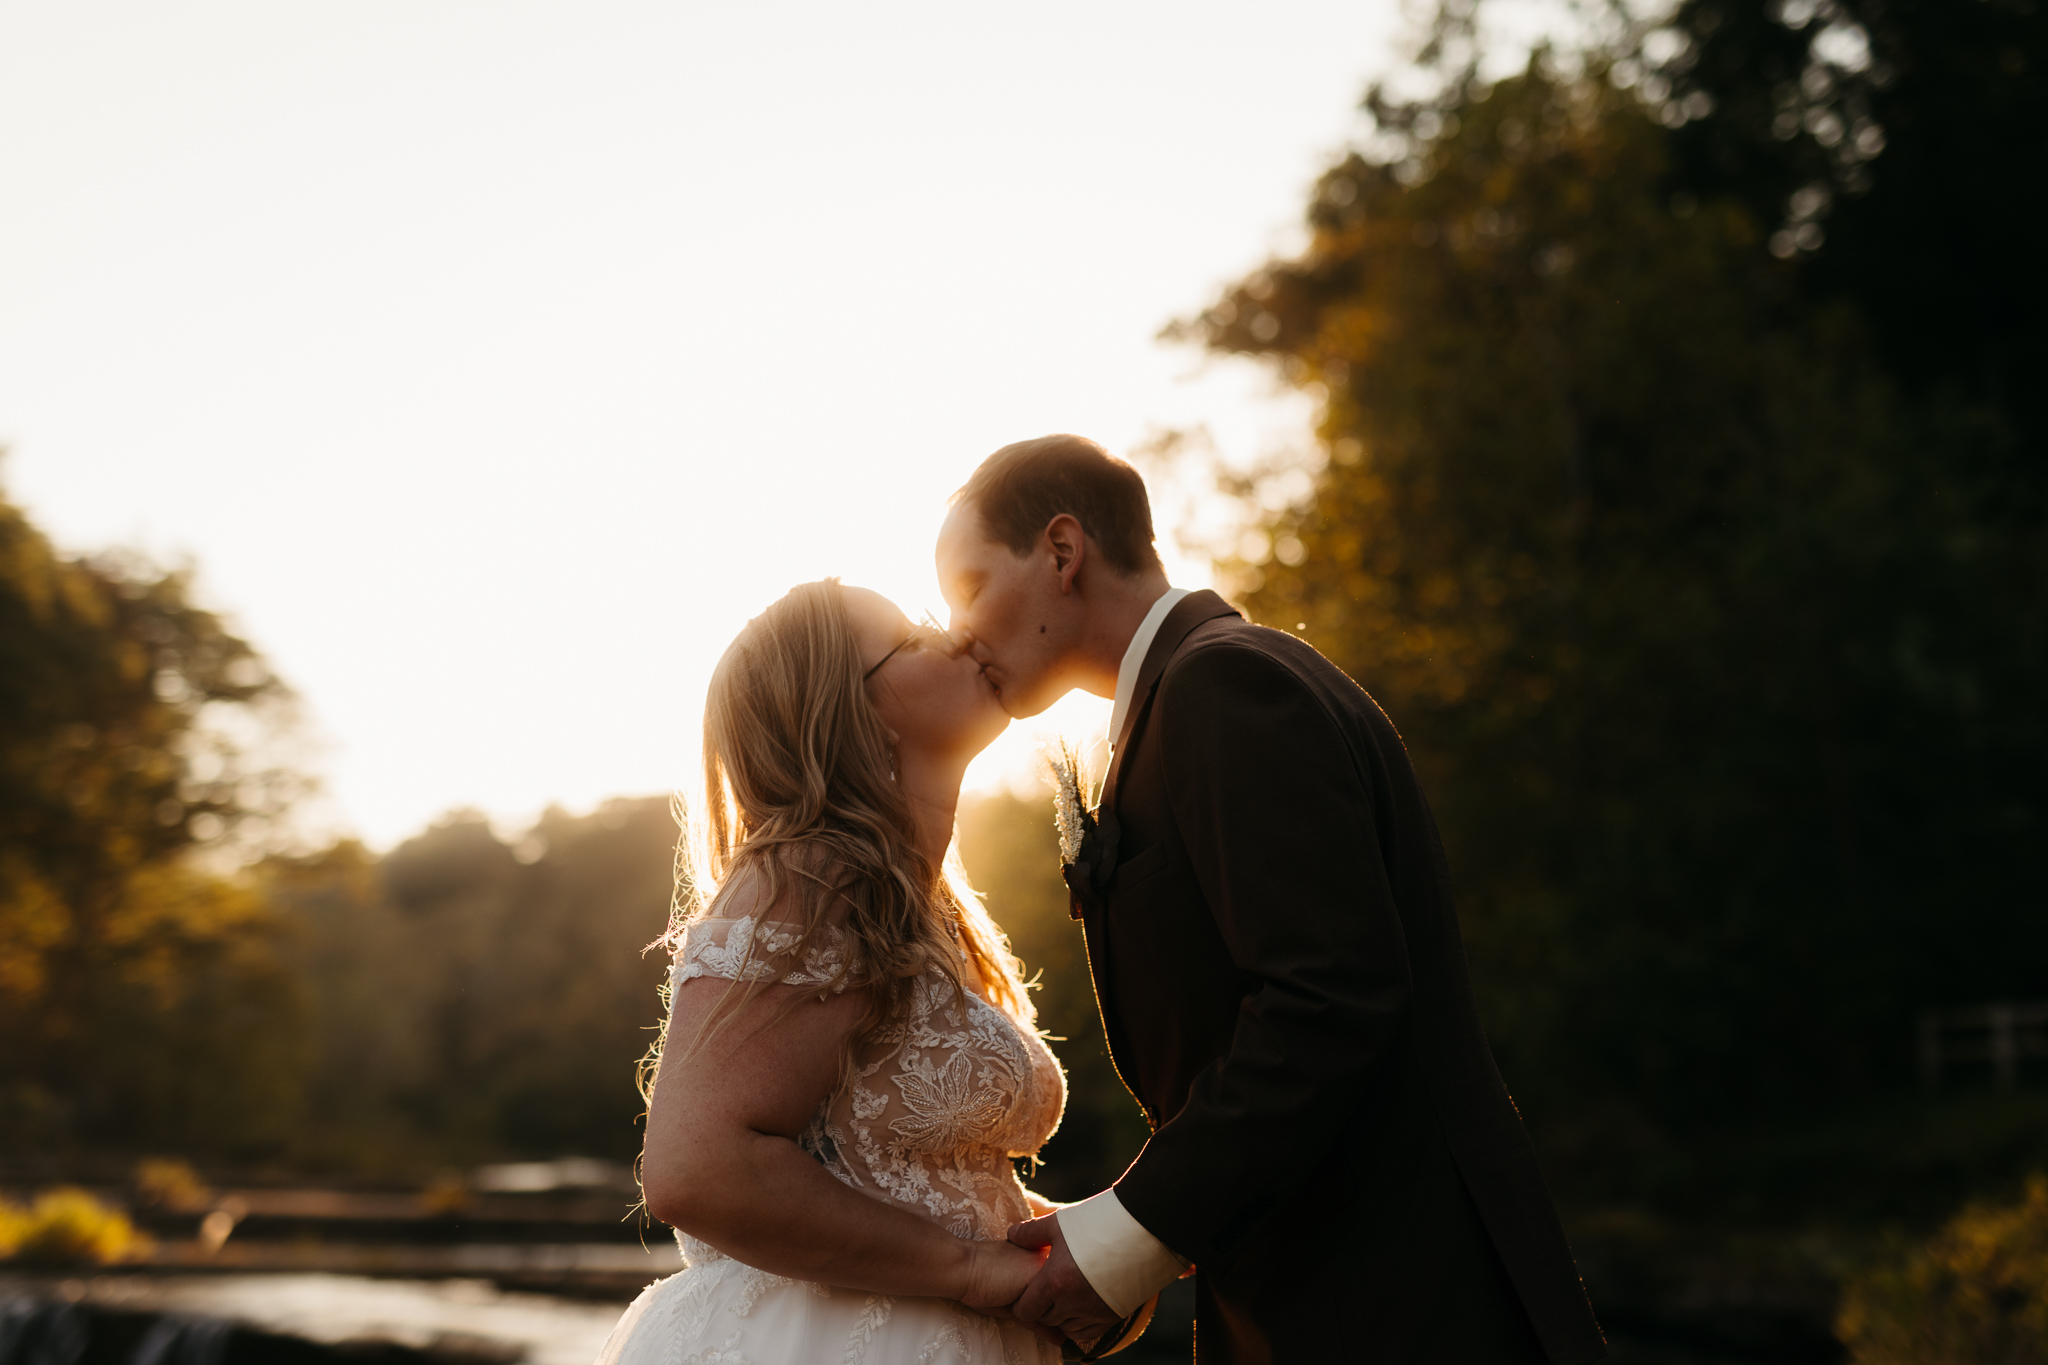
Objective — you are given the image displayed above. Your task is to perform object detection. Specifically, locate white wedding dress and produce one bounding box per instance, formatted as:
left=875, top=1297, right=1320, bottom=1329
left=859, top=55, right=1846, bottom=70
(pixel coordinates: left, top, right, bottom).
left=595, top=914, right=1068, bottom=1365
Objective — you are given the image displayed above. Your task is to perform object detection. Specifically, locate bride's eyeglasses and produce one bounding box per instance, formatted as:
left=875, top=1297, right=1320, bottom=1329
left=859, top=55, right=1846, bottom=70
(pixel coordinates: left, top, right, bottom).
left=863, top=611, right=961, bottom=682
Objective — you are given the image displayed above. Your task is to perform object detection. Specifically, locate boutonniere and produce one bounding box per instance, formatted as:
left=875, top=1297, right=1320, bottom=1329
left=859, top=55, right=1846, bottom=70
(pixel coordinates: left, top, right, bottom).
left=1047, top=737, right=1097, bottom=867
left=1044, top=739, right=1106, bottom=920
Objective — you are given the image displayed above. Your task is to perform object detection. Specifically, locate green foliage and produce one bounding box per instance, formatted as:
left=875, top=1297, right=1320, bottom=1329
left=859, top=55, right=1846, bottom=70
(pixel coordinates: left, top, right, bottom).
left=1839, top=1176, right=2048, bottom=1364
left=958, top=792, right=1151, bottom=1202
left=1178, top=49, right=2048, bottom=1215
left=1665, top=0, right=2048, bottom=461
left=264, top=800, right=678, bottom=1169
left=0, top=1187, right=147, bottom=1264
left=0, top=478, right=310, bottom=1156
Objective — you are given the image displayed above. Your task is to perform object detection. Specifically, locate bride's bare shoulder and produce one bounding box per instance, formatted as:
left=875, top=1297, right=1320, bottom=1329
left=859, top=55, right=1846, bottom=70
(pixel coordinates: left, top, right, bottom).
left=705, top=853, right=854, bottom=932
left=703, top=861, right=761, bottom=914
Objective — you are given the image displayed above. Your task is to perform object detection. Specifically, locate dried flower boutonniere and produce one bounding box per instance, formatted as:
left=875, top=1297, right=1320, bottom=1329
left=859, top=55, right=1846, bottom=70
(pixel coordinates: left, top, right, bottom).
left=1044, top=737, right=1097, bottom=867
left=1043, top=738, right=1105, bottom=920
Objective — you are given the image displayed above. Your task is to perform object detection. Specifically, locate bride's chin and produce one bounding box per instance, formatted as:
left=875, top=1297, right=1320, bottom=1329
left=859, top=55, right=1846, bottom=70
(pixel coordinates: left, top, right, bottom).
left=924, top=707, right=1007, bottom=762
left=970, top=703, right=1011, bottom=749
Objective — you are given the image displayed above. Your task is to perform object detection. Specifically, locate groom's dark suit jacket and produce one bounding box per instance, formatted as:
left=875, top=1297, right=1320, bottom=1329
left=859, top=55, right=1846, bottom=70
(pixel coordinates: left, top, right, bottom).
left=1070, top=591, right=1604, bottom=1364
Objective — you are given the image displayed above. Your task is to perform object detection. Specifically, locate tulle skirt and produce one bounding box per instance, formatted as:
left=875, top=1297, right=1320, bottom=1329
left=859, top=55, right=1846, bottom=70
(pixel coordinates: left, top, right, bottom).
left=594, top=1248, right=1059, bottom=1365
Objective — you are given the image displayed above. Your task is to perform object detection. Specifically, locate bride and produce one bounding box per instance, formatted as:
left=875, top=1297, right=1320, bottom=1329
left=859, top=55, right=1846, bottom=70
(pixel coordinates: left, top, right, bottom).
left=597, top=579, right=1067, bottom=1365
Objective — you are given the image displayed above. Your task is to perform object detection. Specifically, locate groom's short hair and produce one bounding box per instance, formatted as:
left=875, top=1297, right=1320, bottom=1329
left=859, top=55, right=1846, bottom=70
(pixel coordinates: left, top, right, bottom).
left=956, top=434, right=1163, bottom=576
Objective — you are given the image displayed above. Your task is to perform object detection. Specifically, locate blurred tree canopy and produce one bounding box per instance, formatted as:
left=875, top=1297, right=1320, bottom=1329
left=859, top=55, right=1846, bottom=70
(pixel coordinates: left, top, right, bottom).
left=265, top=801, right=678, bottom=1169
left=0, top=479, right=687, bottom=1171
left=1663, top=0, right=2047, bottom=457
left=0, top=477, right=305, bottom=1154
left=1176, top=4, right=2045, bottom=1218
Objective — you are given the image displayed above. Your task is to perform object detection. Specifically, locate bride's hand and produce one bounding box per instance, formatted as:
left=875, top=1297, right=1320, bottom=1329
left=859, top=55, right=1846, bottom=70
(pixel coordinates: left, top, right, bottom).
left=957, top=1236, right=1044, bottom=1316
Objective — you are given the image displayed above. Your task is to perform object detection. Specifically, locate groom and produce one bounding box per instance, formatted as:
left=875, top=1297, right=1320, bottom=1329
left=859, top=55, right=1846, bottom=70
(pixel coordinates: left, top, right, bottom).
left=936, top=436, right=1606, bottom=1363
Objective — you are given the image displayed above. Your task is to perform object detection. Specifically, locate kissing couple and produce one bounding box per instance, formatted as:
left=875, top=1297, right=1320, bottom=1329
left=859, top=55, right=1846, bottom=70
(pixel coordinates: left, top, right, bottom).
left=596, top=436, right=1606, bottom=1364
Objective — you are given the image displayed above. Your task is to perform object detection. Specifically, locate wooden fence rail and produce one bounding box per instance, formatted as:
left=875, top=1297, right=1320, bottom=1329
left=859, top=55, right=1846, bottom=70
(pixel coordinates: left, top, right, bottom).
left=1920, top=1001, right=2048, bottom=1090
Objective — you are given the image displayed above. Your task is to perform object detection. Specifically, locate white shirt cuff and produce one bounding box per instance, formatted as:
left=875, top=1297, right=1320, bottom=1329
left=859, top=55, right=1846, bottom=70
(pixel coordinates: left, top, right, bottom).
left=1056, top=1190, right=1189, bottom=1319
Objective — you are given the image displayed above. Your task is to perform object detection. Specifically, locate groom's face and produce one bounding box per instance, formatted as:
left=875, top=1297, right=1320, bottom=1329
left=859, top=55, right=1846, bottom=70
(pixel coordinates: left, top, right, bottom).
left=935, top=503, right=1077, bottom=720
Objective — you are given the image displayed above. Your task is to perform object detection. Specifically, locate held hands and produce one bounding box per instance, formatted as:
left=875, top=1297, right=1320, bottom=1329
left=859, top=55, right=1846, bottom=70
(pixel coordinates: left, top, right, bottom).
left=957, top=1236, right=1043, bottom=1316
left=1005, top=1212, right=1124, bottom=1353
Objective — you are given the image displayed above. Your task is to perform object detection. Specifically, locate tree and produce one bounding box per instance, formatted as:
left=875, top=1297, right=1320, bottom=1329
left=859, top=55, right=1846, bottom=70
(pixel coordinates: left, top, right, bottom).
left=264, top=799, right=678, bottom=1168
left=1173, top=49, right=2048, bottom=1215
left=0, top=473, right=307, bottom=1153
left=1660, top=0, right=2048, bottom=457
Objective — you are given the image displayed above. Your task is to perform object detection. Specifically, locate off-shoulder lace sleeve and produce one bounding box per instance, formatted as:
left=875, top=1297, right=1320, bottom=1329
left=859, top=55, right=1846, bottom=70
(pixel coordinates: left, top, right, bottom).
left=672, top=914, right=855, bottom=993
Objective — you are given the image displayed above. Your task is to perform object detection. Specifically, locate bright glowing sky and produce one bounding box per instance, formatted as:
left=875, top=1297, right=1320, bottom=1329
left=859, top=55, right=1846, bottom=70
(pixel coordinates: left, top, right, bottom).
left=0, top=1, right=1564, bottom=849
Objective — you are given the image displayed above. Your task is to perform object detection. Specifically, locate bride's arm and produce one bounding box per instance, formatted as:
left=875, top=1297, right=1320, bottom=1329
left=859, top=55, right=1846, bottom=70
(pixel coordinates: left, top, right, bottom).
left=641, top=971, right=1038, bottom=1309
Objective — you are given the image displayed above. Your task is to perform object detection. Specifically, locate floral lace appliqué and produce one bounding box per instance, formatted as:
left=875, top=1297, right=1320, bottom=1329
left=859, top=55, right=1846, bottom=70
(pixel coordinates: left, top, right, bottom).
left=890, top=1051, right=1008, bottom=1156
left=671, top=915, right=1066, bottom=1243
left=675, top=914, right=852, bottom=993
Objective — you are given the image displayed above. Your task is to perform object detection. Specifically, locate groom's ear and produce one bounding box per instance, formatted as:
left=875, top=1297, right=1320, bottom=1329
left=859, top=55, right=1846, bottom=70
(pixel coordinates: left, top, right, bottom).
left=1044, top=514, right=1087, bottom=597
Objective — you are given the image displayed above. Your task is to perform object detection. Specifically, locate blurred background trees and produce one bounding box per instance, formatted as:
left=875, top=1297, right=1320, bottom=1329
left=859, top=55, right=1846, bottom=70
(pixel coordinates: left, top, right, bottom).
left=0, top=473, right=686, bottom=1171
left=266, top=801, right=678, bottom=1171
left=1178, top=0, right=2046, bottom=1221
left=0, top=479, right=306, bottom=1155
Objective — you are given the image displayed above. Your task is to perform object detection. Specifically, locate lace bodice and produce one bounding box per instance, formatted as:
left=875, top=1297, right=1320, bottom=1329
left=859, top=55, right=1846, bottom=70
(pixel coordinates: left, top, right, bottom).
left=671, top=914, right=1067, bottom=1249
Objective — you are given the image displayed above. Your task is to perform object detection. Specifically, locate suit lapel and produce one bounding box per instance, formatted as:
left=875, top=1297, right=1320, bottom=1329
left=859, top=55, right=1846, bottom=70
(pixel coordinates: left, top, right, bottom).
left=1098, top=589, right=1241, bottom=819
left=1076, top=590, right=1241, bottom=1121
left=1068, top=590, right=1242, bottom=921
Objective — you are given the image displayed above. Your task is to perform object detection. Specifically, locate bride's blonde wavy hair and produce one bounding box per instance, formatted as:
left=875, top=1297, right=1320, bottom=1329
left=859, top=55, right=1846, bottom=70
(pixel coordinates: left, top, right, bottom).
left=642, top=579, right=1028, bottom=1096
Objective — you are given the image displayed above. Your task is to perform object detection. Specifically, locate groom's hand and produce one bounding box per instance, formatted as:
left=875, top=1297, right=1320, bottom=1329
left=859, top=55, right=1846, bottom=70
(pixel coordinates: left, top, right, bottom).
left=1007, top=1212, right=1123, bottom=1353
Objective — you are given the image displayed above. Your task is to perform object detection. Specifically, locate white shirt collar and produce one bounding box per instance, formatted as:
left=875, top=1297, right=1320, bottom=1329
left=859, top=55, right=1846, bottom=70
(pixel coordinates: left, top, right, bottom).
left=1107, top=587, right=1190, bottom=751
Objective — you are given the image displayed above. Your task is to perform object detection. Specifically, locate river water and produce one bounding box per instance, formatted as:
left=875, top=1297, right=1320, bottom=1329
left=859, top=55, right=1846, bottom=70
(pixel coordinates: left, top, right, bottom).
left=41, top=1273, right=631, bottom=1365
